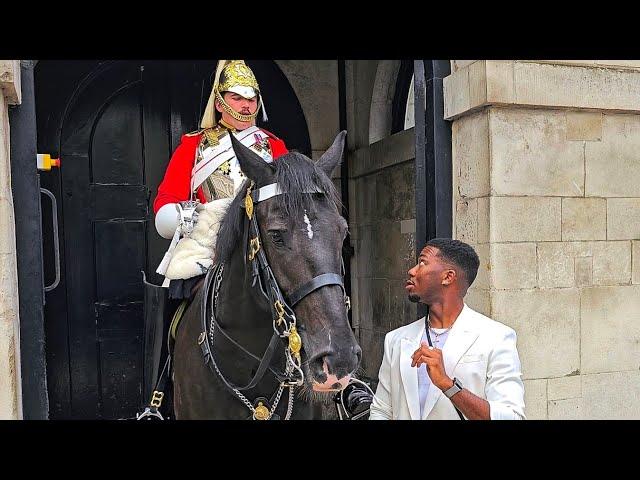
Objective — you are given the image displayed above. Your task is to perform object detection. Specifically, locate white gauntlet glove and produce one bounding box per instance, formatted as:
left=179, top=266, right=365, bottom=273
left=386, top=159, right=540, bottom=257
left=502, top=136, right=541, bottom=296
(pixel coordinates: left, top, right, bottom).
left=176, top=200, right=200, bottom=237
left=154, top=201, right=201, bottom=239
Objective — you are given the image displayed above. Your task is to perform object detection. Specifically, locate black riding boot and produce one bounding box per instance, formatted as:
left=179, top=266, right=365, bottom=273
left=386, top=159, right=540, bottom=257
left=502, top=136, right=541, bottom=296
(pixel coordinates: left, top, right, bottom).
left=140, top=272, right=177, bottom=419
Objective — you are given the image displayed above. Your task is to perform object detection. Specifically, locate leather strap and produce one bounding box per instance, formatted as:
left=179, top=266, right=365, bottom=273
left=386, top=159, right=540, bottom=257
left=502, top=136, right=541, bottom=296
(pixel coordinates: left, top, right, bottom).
left=288, top=273, right=344, bottom=307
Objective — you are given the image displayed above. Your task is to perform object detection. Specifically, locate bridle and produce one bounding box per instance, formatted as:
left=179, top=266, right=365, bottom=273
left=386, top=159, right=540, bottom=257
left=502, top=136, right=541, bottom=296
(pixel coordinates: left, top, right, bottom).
left=198, top=181, right=351, bottom=419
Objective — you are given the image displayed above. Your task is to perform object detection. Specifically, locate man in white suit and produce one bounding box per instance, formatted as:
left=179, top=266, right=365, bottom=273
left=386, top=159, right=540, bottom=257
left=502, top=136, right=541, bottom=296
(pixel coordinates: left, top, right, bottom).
left=369, top=238, right=525, bottom=420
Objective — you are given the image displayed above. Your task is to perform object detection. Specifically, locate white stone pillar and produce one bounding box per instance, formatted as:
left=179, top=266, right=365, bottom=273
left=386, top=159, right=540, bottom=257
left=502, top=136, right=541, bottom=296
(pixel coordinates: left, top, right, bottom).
left=0, top=59, right=23, bottom=419
left=445, top=60, right=640, bottom=419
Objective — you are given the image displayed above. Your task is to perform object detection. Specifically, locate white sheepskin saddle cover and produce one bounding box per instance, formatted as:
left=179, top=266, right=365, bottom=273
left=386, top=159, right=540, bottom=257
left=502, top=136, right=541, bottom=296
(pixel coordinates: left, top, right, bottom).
left=164, top=198, right=232, bottom=280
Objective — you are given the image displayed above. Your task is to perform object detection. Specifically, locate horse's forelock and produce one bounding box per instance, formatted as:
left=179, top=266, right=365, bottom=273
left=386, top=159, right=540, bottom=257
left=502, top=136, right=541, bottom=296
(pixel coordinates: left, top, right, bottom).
left=274, top=152, right=341, bottom=219
left=214, top=153, right=342, bottom=264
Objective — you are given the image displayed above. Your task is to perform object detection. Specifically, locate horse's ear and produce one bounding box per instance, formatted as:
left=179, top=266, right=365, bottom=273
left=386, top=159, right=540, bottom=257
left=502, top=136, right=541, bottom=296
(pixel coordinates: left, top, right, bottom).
left=230, top=133, right=275, bottom=185
left=316, top=130, right=346, bottom=178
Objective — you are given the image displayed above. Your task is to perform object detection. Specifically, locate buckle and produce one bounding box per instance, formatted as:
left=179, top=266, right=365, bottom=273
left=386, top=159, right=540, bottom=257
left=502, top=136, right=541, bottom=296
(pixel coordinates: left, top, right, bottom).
left=248, top=237, right=260, bottom=261
left=245, top=183, right=254, bottom=219
left=274, top=300, right=285, bottom=326
left=150, top=390, right=164, bottom=408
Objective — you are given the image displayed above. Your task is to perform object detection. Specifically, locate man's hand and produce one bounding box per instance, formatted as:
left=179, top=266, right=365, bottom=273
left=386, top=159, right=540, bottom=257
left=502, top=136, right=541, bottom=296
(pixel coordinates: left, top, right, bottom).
left=411, top=342, right=454, bottom=391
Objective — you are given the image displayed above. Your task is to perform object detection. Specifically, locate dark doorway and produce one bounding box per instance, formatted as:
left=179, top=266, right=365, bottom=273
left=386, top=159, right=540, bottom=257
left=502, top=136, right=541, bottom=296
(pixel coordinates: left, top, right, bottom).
left=36, top=60, right=310, bottom=419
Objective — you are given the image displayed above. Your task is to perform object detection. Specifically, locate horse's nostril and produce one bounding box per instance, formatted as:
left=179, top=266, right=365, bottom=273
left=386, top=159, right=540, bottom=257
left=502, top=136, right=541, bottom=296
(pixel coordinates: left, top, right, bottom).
left=309, top=356, right=327, bottom=382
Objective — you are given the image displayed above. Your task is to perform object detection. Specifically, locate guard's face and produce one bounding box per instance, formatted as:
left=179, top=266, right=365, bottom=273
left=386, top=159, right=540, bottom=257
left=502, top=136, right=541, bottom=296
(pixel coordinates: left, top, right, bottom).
left=222, top=92, right=258, bottom=116
left=406, top=246, right=449, bottom=304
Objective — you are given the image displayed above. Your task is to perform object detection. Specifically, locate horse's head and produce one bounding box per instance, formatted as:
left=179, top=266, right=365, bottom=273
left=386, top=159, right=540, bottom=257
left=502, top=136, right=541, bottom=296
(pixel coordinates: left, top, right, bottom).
left=229, top=131, right=362, bottom=392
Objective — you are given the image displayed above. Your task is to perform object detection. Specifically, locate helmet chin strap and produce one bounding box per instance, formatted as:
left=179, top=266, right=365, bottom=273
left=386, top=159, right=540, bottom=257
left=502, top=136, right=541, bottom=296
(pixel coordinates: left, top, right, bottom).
left=215, top=89, right=261, bottom=123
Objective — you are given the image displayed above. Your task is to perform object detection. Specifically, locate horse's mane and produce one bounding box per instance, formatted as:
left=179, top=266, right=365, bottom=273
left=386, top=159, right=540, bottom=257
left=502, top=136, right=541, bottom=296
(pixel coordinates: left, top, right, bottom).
left=215, top=152, right=342, bottom=264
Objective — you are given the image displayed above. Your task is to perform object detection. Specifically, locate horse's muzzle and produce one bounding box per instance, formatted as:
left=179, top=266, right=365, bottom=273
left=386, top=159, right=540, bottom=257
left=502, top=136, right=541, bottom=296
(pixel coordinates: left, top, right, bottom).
left=312, top=361, right=351, bottom=392
left=309, top=345, right=362, bottom=392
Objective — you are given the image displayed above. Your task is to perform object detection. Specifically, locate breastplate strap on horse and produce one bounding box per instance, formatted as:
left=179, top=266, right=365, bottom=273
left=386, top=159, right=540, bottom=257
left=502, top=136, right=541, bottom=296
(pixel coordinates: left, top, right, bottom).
left=198, top=181, right=351, bottom=419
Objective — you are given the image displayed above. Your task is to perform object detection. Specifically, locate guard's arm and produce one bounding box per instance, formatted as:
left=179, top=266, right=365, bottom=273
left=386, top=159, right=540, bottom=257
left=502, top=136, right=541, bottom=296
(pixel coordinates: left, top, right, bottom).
left=155, top=203, right=181, bottom=239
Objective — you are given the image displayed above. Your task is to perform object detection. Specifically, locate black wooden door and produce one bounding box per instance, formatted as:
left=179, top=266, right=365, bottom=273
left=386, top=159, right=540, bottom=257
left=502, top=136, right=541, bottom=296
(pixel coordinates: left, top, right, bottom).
left=36, top=60, right=310, bottom=419
left=55, top=61, right=169, bottom=419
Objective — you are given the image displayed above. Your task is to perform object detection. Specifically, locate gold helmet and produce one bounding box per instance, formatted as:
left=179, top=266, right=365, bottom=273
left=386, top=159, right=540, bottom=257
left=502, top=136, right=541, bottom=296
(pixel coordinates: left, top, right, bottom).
left=200, top=60, right=267, bottom=129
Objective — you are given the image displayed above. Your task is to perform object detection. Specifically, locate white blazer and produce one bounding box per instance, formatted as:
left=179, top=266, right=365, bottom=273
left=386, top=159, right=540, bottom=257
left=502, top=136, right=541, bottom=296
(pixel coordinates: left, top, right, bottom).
left=369, top=304, right=526, bottom=420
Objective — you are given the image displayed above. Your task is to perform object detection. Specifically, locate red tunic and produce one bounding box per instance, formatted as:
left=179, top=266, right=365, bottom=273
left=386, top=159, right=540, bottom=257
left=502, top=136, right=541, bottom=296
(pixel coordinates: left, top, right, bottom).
left=153, top=128, right=288, bottom=214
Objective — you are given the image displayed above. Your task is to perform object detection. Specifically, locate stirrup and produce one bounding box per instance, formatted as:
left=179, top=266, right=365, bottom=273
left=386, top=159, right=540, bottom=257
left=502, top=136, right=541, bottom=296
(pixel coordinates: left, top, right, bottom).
left=136, top=406, right=164, bottom=421
left=136, top=389, right=166, bottom=420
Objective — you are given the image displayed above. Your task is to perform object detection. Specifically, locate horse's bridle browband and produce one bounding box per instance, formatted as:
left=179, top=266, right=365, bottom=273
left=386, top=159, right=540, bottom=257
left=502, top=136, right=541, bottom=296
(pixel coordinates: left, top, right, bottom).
left=198, top=181, right=350, bottom=419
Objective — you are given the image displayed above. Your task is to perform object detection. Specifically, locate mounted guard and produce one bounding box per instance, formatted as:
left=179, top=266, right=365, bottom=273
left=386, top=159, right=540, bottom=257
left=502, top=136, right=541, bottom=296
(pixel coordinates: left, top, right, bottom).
left=139, top=60, right=289, bottom=419
left=138, top=60, right=373, bottom=420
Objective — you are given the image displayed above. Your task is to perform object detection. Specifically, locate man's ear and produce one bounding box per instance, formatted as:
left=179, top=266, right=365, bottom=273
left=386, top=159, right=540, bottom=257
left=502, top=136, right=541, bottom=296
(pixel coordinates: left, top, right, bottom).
left=442, top=268, right=457, bottom=286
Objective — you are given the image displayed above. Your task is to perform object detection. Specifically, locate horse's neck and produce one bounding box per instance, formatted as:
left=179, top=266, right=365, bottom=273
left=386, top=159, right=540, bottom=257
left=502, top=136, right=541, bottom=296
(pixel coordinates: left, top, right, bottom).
left=216, top=248, right=272, bottom=335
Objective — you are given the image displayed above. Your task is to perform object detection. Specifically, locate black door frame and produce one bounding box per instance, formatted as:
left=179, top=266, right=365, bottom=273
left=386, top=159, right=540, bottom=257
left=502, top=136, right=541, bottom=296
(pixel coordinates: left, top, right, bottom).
left=414, top=60, right=453, bottom=319
left=414, top=59, right=452, bottom=250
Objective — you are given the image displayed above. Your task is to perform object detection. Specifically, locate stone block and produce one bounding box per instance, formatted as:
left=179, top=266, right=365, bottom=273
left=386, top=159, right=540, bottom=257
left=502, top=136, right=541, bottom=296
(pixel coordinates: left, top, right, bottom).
left=0, top=197, right=16, bottom=255
left=492, top=289, right=580, bottom=379
left=477, top=197, right=490, bottom=244
left=607, top=198, right=640, bottom=240
left=453, top=110, right=490, bottom=199
left=472, top=243, right=490, bottom=290
left=490, top=108, right=585, bottom=196
left=562, top=197, right=606, bottom=241
left=356, top=277, right=390, bottom=332
left=464, top=288, right=490, bottom=317
left=0, top=60, right=21, bottom=105
left=586, top=114, right=640, bottom=197
left=490, top=242, right=537, bottom=290
left=443, top=66, right=470, bottom=120
left=580, top=285, right=640, bottom=374
left=566, top=111, right=602, bottom=141
left=358, top=328, right=387, bottom=381
left=538, top=241, right=630, bottom=288
left=523, top=378, right=548, bottom=420
left=490, top=197, right=561, bottom=242
left=633, top=241, right=640, bottom=284
left=582, top=371, right=640, bottom=419
left=575, top=256, right=593, bottom=287
left=548, top=398, right=584, bottom=419
left=455, top=199, right=477, bottom=244
left=548, top=375, right=582, bottom=401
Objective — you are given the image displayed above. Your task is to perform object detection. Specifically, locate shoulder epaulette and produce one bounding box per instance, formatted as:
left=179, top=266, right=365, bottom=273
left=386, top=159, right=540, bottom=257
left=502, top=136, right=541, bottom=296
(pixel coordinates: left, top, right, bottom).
left=185, top=128, right=205, bottom=137
left=202, top=125, right=231, bottom=147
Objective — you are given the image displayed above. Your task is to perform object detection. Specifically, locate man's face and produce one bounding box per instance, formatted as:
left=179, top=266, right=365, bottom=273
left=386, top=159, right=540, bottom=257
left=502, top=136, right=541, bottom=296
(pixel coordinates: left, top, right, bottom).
left=405, top=246, right=452, bottom=304
left=225, top=92, right=258, bottom=115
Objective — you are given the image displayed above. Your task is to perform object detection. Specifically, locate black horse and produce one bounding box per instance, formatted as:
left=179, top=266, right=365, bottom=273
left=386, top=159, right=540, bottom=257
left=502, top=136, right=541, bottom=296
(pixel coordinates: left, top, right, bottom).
left=172, top=131, right=363, bottom=419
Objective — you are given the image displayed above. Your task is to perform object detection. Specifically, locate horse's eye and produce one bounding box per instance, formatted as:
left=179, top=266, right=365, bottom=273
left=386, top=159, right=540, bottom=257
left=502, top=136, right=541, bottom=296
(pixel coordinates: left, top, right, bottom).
left=267, top=230, right=285, bottom=245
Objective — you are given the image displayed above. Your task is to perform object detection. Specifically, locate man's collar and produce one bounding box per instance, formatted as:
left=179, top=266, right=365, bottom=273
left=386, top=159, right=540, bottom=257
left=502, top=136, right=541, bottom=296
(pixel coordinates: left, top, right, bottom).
left=218, top=118, right=237, bottom=131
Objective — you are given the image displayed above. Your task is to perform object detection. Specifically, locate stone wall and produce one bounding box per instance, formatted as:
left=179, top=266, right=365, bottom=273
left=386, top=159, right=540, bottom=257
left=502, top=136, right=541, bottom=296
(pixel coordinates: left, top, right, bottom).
left=0, top=59, right=22, bottom=419
left=446, top=60, right=640, bottom=419
left=344, top=61, right=419, bottom=383
left=349, top=129, right=417, bottom=381
left=275, top=60, right=340, bottom=159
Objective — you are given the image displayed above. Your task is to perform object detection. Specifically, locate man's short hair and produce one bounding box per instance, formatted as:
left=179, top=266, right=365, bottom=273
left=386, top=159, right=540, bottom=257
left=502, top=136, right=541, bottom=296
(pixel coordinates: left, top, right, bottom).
left=425, top=238, right=480, bottom=288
